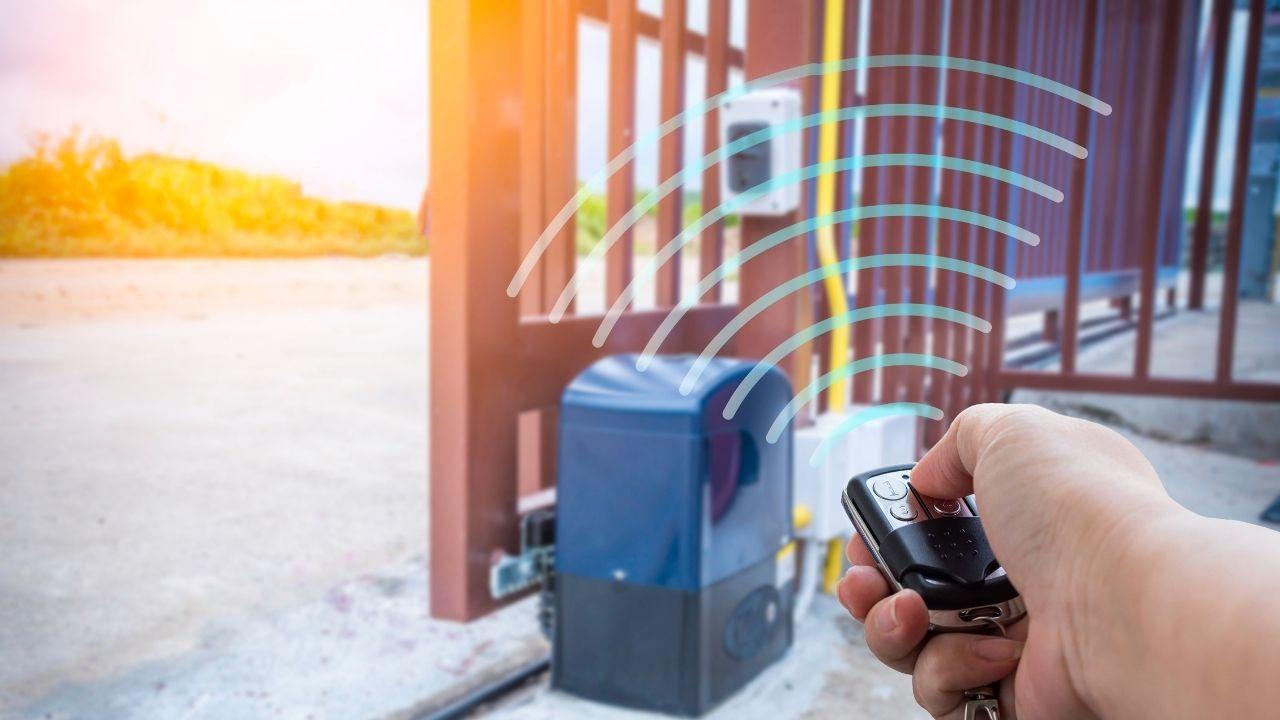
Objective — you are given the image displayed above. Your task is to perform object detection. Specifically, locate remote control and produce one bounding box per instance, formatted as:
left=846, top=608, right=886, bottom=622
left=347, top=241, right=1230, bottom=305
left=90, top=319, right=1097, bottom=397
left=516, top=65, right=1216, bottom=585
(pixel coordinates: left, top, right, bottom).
left=841, top=464, right=1025, bottom=631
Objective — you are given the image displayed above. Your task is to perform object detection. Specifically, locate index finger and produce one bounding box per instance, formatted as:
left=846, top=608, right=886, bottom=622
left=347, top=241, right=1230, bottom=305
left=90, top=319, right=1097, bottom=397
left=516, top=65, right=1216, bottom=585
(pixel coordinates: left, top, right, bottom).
left=911, top=403, right=1015, bottom=499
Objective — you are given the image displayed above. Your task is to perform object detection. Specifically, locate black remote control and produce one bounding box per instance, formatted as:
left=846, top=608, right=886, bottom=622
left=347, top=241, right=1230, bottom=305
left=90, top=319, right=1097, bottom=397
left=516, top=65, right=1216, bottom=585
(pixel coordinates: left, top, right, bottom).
left=841, top=464, right=1025, bottom=631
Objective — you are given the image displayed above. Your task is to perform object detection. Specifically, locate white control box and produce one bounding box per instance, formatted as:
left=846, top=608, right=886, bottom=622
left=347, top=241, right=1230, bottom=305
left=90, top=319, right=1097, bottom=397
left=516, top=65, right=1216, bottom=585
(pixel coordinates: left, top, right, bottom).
left=793, top=407, right=921, bottom=541
left=719, top=88, right=803, bottom=216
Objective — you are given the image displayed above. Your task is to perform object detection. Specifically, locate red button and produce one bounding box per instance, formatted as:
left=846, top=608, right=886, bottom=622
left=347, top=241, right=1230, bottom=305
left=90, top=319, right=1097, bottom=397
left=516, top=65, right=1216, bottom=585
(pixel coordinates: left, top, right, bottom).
left=933, top=498, right=962, bottom=515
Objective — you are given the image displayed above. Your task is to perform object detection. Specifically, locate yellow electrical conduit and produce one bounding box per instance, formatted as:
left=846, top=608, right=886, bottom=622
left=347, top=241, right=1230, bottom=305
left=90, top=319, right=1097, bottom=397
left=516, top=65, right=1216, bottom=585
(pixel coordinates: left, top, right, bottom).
left=816, top=0, right=849, bottom=415
left=815, top=0, right=850, bottom=597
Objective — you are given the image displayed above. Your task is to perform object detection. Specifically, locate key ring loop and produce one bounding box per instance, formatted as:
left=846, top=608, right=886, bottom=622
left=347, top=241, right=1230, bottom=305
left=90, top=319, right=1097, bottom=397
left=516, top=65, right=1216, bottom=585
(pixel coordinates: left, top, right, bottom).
left=975, top=616, right=1007, bottom=637
left=963, top=619, right=1008, bottom=719
left=962, top=687, right=1000, bottom=720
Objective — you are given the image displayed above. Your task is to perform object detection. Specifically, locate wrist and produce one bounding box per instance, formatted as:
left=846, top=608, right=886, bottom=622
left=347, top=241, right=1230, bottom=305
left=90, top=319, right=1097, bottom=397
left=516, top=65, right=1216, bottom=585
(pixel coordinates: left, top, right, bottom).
left=1072, top=505, right=1209, bottom=718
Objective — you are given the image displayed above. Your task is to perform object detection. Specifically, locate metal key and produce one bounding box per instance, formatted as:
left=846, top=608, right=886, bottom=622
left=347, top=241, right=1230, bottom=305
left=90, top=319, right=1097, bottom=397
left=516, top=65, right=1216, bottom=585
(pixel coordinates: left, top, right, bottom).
left=962, top=686, right=1000, bottom=720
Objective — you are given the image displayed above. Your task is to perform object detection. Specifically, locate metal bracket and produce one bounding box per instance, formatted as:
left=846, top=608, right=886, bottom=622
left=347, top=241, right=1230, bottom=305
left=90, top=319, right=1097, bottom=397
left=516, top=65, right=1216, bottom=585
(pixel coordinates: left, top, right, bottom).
left=489, top=508, right=556, bottom=600
left=490, top=545, right=553, bottom=599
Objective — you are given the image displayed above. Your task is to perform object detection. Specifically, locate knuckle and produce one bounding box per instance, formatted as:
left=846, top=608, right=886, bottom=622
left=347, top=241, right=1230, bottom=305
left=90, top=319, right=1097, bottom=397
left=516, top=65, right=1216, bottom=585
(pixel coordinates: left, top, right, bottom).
left=909, top=660, right=950, bottom=716
left=914, top=640, right=951, bottom=684
left=911, top=671, right=929, bottom=708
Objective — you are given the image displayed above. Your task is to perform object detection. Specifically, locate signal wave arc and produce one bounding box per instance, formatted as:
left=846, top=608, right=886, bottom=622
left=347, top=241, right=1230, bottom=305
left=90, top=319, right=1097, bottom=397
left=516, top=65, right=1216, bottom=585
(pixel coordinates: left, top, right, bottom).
left=595, top=205, right=1034, bottom=347
left=766, top=355, right=967, bottom=443
left=809, top=403, right=945, bottom=468
left=717, top=303, right=991, bottom=418
left=507, top=53, right=1113, bottom=298
left=665, top=254, right=1012, bottom=380
left=551, top=147, right=1060, bottom=322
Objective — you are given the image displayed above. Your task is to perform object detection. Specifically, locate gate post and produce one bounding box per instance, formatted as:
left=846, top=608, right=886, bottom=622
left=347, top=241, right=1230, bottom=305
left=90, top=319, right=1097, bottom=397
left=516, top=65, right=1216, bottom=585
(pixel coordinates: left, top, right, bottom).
left=735, top=0, right=816, bottom=386
left=429, top=0, right=526, bottom=621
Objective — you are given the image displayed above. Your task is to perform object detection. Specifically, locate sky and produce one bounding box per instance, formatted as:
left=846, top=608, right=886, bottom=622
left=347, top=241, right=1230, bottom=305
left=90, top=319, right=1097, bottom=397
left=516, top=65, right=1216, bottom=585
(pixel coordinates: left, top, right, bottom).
left=0, top=0, right=1249, bottom=211
left=1183, top=8, right=1251, bottom=209
left=0, top=0, right=428, bottom=210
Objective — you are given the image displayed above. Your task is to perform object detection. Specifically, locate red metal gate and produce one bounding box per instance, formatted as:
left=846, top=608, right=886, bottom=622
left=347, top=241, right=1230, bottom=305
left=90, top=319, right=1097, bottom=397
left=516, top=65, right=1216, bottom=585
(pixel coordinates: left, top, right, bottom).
left=428, top=0, right=1280, bottom=622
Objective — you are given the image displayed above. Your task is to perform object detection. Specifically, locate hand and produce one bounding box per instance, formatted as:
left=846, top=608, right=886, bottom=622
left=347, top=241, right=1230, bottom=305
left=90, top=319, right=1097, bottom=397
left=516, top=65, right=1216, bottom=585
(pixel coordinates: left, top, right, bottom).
left=837, top=404, right=1179, bottom=719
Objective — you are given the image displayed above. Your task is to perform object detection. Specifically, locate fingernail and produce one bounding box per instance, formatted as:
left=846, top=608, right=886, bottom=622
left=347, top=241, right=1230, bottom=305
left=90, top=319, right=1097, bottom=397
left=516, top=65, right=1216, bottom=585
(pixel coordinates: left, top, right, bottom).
left=875, top=594, right=900, bottom=634
left=973, top=637, right=1023, bottom=662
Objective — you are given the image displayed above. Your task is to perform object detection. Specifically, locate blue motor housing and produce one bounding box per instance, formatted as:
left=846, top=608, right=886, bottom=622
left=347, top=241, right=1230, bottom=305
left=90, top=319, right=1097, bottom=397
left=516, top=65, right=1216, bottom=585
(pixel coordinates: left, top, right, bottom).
left=552, top=354, right=794, bottom=716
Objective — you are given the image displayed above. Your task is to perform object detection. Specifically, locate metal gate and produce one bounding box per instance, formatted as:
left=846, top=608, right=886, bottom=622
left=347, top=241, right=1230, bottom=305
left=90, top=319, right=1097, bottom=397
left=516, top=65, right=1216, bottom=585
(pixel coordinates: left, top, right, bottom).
left=429, top=0, right=1280, bottom=622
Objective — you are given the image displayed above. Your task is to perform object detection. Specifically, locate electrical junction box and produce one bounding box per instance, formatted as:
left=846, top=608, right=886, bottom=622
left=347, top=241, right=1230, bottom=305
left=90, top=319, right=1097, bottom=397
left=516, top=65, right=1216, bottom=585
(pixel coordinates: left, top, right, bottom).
left=553, top=354, right=794, bottom=716
left=720, top=88, right=803, bottom=216
left=793, top=408, right=920, bottom=542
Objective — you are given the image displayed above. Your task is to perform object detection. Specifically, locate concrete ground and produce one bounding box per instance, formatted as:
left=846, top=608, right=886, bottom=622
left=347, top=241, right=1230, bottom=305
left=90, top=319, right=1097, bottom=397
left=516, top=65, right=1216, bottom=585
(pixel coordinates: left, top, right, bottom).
left=1014, top=301, right=1280, bottom=459
left=0, top=260, right=438, bottom=718
left=1, top=259, right=1277, bottom=720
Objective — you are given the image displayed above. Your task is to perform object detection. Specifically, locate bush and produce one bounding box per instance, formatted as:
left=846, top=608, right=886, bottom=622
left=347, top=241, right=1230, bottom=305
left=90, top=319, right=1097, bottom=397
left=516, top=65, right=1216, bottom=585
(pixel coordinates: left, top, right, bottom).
left=0, top=132, right=425, bottom=257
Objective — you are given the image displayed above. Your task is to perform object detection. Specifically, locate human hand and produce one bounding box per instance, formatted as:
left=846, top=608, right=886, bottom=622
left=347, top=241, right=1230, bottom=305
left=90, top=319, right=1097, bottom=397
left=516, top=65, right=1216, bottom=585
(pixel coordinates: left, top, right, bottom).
left=836, top=404, right=1180, bottom=719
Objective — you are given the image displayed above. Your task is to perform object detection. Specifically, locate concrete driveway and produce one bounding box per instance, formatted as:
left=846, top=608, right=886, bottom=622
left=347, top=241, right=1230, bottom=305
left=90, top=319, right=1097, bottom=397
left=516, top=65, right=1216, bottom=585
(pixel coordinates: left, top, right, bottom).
left=1, top=259, right=1276, bottom=720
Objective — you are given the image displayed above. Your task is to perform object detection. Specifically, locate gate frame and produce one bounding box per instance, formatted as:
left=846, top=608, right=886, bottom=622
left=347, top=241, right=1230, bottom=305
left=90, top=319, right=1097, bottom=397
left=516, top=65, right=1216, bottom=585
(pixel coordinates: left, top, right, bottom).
left=428, top=0, right=1280, bottom=623
left=428, top=0, right=814, bottom=622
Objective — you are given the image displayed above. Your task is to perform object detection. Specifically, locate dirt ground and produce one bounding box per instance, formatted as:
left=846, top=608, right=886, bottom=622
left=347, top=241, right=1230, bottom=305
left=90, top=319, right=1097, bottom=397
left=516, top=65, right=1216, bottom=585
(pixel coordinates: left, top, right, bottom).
left=1, top=259, right=434, bottom=714
left=0, top=258, right=428, bottom=325
left=1, top=259, right=1277, bottom=720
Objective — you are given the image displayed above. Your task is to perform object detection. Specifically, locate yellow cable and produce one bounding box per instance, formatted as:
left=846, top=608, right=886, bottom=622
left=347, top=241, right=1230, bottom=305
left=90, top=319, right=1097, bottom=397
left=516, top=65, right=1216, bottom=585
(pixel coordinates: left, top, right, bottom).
left=817, top=0, right=850, bottom=412
left=822, top=537, right=845, bottom=594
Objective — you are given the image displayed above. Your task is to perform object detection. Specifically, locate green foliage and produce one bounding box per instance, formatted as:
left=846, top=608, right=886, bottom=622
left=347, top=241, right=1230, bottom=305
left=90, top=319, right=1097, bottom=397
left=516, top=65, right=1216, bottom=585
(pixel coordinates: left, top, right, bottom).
left=1182, top=207, right=1228, bottom=227
left=573, top=187, right=740, bottom=256
left=0, top=132, right=425, bottom=257
left=575, top=190, right=608, bottom=255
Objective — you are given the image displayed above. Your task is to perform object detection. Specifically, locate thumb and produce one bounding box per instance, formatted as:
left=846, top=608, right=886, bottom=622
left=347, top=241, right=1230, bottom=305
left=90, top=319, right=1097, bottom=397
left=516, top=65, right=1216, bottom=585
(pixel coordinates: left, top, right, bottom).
left=911, top=403, right=1026, bottom=499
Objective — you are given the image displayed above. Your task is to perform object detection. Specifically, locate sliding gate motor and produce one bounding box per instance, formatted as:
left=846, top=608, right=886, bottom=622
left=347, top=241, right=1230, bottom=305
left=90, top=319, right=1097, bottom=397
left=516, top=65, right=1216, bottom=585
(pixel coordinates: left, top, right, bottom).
left=553, top=355, right=794, bottom=716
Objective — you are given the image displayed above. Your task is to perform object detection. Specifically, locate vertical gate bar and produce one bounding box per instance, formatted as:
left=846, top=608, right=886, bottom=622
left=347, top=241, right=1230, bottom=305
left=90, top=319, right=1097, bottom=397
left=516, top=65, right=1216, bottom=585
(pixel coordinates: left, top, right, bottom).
left=736, top=0, right=816, bottom=387
left=1061, top=0, right=1100, bottom=373
left=854, top=0, right=893, bottom=405
left=904, top=0, right=944, bottom=420
left=981, top=0, right=1020, bottom=405
left=877, top=0, right=911, bottom=404
left=967, top=0, right=1002, bottom=409
left=1155, top=0, right=1201, bottom=314
left=1135, top=0, right=1183, bottom=380
left=1189, top=0, right=1233, bottom=311
left=958, top=0, right=990, bottom=421
left=700, top=0, right=730, bottom=303
left=518, top=0, right=549, bottom=316
left=655, top=0, right=688, bottom=308
left=1217, top=0, right=1265, bottom=384
left=542, top=0, right=579, bottom=314
left=429, top=0, right=525, bottom=621
left=946, top=0, right=991, bottom=423
left=606, top=0, right=638, bottom=306
left=931, top=0, right=977, bottom=443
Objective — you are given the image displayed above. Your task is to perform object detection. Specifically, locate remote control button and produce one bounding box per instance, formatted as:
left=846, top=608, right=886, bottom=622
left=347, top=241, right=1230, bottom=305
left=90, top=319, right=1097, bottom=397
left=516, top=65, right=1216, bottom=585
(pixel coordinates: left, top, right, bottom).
left=872, top=478, right=908, bottom=500
left=890, top=503, right=918, bottom=521
left=933, top=498, right=963, bottom=515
